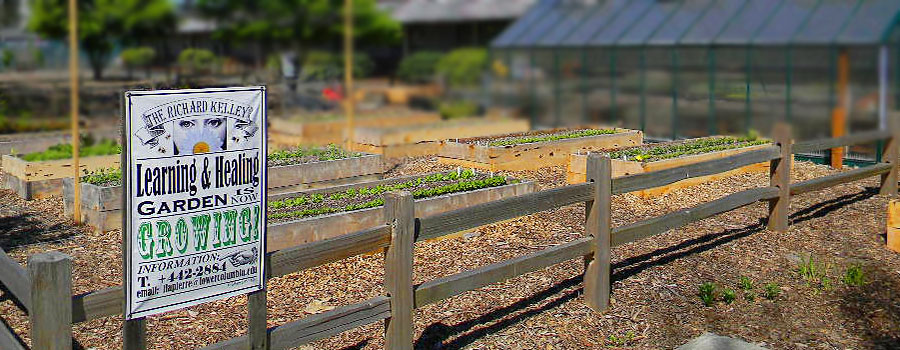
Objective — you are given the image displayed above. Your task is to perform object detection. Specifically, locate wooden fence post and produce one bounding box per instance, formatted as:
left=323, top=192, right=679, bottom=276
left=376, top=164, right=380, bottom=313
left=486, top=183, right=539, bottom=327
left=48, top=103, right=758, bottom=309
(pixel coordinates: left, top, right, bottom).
left=880, top=115, right=899, bottom=197
left=248, top=287, right=269, bottom=349
left=28, top=251, right=73, bottom=350
left=584, top=154, right=611, bottom=312
left=384, top=191, right=415, bottom=350
left=768, top=123, right=793, bottom=232
left=123, top=318, right=147, bottom=350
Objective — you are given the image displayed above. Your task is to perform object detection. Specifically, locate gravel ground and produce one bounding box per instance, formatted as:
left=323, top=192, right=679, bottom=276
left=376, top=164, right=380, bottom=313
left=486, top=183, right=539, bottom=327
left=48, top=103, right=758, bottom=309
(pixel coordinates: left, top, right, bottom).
left=1, top=158, right=899, bottom=350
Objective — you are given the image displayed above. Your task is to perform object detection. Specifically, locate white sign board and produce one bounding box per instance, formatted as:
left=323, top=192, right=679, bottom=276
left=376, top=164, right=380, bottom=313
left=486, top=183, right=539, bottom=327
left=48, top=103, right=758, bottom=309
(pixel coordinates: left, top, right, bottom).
left=124, top=87, right=267, bottom=319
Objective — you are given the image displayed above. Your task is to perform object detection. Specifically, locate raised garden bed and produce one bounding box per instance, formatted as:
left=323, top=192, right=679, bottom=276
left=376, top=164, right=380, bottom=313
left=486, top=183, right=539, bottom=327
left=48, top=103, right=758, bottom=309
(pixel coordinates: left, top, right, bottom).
left=0, top=127, right=119, bottom=167
left=567, top=136, right=773, bottom=197
left=2, top=139, right=121, bottom=199
left=350, top=118, right=531, bottom=158
left=269, top=112, right=441, bottom=147
left=266, top=170, right=534, bottom=251
left=267, top=145, right=384, bottom=194
left=438, top=127, right=643, bottom=171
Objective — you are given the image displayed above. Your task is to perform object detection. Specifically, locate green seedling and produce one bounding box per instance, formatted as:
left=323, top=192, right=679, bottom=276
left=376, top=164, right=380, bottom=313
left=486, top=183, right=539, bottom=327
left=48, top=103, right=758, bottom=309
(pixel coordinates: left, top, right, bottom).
left=764, top=283, right=780, bottom=300
left=843, top=265, right=865, bottom=287
left=699, top=282, right=718, bottom=307
left=489, top=129, right=618, bottom=147
left=739, top=276, right=754, bottom=291
left=798, top=254, right=833, bottom=292
left=722, top=288, right=736, bottom=304
left=606, top=330, right=636, bottom=347
left=606, top=136, right=768, bottom=163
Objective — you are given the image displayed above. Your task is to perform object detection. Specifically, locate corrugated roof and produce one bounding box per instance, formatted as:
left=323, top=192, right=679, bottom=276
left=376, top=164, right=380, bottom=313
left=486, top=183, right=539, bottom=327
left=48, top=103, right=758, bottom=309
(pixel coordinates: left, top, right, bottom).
left=394, top=0, right=538, bottom=24
left=491, top=0, right=900, bottom=48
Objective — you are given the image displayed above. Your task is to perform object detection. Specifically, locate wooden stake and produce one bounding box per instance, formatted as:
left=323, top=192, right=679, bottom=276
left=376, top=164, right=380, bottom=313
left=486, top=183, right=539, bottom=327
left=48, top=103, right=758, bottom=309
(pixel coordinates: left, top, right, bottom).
left=344, top=0, right=355, bottom=151
left=888, top=200, right=900, bottom=253
left=69, top=0, right=81, bottom=224
left=768, top=123, right=792, bottom=233
left=831, top=49, right=849, bottom=169
left=383, top=191, right=414, bottom=350
left=583, top=154, right=611, bottom=312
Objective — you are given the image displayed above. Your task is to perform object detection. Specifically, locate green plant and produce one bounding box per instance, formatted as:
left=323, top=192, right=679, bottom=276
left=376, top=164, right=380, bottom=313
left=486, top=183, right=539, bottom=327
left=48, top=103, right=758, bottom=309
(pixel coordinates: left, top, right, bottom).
left=843, top=265, right=865, bottom=287
left=436, top=47, right=487, bottom=87
left=438, top=101, right=478, bottom=120
left=699, top=282, right=718, bottom=307
left=21, top=137, right=121, bottom=161
left=722, top=288, right=736, bottom=304
left=798, top=254, right=833, bottom=292
left=764, top=283, right=780, bottom=300
left=121, top=46, right=156, bottom=78
left=1, top=48, right=14, bottom=69
left=82, top=168, right=122, bottom=186
left=744, top=290, right=756, bottom=301
left=489, top=129, right=619, bottom=147
left=267, top=144, right=361, bottom=165
left=301, top=51, right=373, bottom=80
left=606, top=330, right=636, bottom=347
left=739, top=276, right=754, bottom=291
left=397, top=51, right=443, bottom=83
left=178, top=48, right=219, bottom=74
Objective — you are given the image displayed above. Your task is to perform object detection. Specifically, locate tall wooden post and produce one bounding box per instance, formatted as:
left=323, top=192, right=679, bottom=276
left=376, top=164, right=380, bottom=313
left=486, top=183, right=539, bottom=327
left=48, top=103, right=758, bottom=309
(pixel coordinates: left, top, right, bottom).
left=248, top=286, right=269, bottom=349
left=29, top=251, right=73, bottom=350
left=831, top=49, right=849, bottom=169
left=583, top=153, right=611, bottom=312
left=68, top=0, right=81, bottom=223
left=344, top=0, right=355, bottom=151
left=384, top=191, right=414, bottom=350
left=881, top=114, right=899, bottom=197
left=768, top=123, right=793, bottom=232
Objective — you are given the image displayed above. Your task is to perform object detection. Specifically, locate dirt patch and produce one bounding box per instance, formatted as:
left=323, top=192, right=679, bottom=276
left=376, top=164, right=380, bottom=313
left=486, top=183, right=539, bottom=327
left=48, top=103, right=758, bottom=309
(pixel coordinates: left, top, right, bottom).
left=0, top=160, right=898, bottom=350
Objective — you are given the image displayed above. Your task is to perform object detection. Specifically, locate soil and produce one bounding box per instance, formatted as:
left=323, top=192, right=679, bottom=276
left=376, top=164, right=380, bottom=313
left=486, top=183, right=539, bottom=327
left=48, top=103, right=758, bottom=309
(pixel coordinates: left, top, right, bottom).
left=267, top=171, right=504, bottom=223
left=1, top=157, right=899, bottom=350
left=455, top=127, right=615, bottom=147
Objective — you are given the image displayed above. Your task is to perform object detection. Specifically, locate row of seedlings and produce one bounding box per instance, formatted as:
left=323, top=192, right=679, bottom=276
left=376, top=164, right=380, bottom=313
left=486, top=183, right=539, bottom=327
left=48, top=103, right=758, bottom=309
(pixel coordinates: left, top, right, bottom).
left=567, top=136, right=774, bottom=196
left=266, top=168, right=534, bottom=250
left=64, top=144, right=384, bottom=232
left=350, top=118, right=531, bottom=158
left=2, top=137, right=121, bottom=199
left=438, top=127, right=643, bottom=171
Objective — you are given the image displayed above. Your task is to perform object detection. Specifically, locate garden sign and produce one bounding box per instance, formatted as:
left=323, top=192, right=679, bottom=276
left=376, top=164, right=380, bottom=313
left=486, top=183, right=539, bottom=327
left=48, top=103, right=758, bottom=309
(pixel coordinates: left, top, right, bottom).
left=123, top=87, right=267, bottom=319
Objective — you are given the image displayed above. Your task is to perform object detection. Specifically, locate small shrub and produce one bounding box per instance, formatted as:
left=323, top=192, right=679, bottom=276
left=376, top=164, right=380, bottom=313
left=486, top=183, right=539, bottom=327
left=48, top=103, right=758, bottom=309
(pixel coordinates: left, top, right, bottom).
left=843, top=265, right=865, bottom=287
left=436, top=47, right=487, bottom=87
left=82, top=168, right=122, bottom=186
left=722, top=288, right=736, bottom=304
left=1, top=49, right=14, bottom=69
left=397, top=51, right=442, bottom=84
left=739, top=276, right=754, bottom=291
left=301, top=51, right=373, bottom=81
left=698, top=282, right=718, bottom=307
left=438, top=101, right=478, bottom=120
left=764, top=283, right=780, bottom=300
left=178, top=48, right=219, bottom=74
left=121, top=47, right=156, bottom=77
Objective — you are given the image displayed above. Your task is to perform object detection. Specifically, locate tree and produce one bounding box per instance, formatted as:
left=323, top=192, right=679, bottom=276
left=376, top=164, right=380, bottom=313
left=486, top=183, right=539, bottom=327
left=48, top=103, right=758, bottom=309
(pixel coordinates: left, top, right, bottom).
left=28, top=0, right=175, bottom=80
left=195, top=0, right=402, bottom=69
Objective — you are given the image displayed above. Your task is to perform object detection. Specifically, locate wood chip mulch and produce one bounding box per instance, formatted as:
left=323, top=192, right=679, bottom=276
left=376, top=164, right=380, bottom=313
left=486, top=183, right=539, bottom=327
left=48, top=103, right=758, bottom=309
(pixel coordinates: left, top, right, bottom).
left=1, top=158, right=899, bottom=350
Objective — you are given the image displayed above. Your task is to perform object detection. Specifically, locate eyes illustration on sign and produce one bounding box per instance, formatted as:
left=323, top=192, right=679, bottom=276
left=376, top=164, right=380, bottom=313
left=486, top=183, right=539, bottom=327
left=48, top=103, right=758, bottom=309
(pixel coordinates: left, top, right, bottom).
left=173, top=117, right=227, bottom=155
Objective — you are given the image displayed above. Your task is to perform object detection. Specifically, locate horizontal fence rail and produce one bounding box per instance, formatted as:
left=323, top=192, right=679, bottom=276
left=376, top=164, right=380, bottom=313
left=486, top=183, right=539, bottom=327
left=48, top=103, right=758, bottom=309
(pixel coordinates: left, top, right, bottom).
left=611, top=146, right=781, bottom=194
left=6, top=124, right=897, bottom=350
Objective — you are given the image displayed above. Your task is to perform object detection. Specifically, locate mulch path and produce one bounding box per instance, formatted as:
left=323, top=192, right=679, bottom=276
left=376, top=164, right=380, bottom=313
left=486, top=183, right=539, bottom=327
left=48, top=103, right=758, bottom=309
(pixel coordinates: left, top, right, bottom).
left=1, top=157, right=899, bottom=350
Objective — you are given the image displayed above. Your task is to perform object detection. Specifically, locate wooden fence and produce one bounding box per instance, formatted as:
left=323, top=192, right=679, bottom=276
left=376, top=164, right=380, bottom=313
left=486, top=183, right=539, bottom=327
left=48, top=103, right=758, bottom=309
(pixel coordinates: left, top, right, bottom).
left=0, top=123, right=896, bottom=350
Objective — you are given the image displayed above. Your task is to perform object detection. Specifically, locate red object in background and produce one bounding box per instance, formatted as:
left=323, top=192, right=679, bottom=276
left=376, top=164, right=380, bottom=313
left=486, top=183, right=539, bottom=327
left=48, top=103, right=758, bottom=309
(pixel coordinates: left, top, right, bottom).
left=323, top=86, right=344, bottom=101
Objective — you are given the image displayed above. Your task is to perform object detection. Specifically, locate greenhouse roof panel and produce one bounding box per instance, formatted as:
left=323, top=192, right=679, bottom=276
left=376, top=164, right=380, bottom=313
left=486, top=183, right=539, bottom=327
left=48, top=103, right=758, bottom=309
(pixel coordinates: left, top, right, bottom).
left=559, top=0, right=630, bottom=46
left=536, top=3, right=597, bottom=46
left=616, top=0, right=681, bottom=46
left=589, top=0, right=655, bottom=45
left=792, top=0, right=859, bottom=44
left=491, top=0, right=557, bottom=48
left=648, top=0, right=716, bottom=45
left=751, top=0, right=818, bottom=45
left=680, top=0, right=748, bottom=45
left=836, top=0, right=900, bottom=44
left=712, top=0, right=782, bottom=45
left=512, top=0, right=567, bottom=46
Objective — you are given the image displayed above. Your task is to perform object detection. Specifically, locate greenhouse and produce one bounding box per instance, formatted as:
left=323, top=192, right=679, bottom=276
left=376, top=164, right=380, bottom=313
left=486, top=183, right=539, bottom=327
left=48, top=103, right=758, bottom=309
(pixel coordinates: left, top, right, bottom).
left=489, top=0, right=900, bottom=161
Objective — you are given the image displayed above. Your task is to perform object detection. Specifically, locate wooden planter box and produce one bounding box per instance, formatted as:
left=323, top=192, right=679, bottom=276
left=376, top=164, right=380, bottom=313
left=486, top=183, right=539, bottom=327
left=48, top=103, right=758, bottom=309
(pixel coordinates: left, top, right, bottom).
left=0, top=128, right=119, bottom=167
left=269, top=113, right=441, bottom=147
left=438, top=127, right=643, bottom=171
left=268, top=153, right=384, bottom=195
left=567, top=143, right=773, bottom=197
left=266, top=173, right=535, bottom=251
left=2, top=154, right=120, bottom=200
left=350, top=118, right=531, bottom=158
left=62, top=178, right=121, bottom=233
